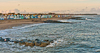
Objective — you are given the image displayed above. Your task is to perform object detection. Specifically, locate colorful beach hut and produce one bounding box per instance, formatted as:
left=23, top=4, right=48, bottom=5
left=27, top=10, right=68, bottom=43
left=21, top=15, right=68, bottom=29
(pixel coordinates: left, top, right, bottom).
left=3, top=14, right=7, bottom=20
left=20, top=15, right=24, bottom=19
left=0, top=14, right=4, bottom=20
left=58, top=15, right=60, bottom=17
left=10, top=14, right=14, bottom=19
left=31, top=15, right=35, bottom=18
left=35, top=15, right=38, bottom=18
left=14, top=15, right=17, bottom=19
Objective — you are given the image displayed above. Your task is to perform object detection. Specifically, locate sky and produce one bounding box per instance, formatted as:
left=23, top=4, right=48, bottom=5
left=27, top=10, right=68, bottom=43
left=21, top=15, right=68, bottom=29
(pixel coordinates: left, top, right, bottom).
left=0, top=0, right=100, bottom=14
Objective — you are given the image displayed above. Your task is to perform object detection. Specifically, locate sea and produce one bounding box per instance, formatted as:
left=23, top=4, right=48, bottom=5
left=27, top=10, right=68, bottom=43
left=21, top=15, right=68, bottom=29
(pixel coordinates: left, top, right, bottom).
left=0, top=15, right=100, bottom=53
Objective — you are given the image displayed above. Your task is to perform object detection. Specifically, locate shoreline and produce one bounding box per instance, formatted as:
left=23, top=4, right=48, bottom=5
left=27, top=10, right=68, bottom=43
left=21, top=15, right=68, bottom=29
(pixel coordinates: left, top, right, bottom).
left=0, top=17, right=80, bottom=30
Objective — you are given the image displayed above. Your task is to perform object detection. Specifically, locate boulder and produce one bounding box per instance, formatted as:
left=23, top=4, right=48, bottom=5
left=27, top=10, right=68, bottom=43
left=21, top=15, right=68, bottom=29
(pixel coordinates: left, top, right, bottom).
left=19, top=41, right=26, bottom=45
left=39, top=41, right=50, bottom=47
left=4, top=38, right=11, bottom=42
left=25, top=40, right=35, bottom=47
left=14, top=40, right=19, bottom=43
left=50, top=40, right=54, bottom=43
left=0, top=37, right=3, bottom=41
left=35, top=41, right=41, bottom=46
left=35, top=39, right=41, bottom=46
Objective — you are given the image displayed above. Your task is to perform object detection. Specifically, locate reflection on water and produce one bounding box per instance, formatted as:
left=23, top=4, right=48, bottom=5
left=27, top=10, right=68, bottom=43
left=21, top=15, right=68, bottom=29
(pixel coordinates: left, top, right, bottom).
left=0, top=15, right=100, bottom=53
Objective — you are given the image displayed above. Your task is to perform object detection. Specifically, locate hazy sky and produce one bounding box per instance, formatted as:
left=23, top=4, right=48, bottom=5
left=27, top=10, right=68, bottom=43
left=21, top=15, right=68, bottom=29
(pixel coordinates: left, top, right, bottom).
left=0, top=0, right=100, bottom=14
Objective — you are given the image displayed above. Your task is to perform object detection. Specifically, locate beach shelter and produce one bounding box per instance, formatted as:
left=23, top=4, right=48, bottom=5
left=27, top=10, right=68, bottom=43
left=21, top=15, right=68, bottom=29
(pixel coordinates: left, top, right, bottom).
left=7, top=15, right=10, bottom=19
left=48, top=15, right=51, bottom=18
left=21, top=15, right=24, bottom=19
left=33, top=15, right=35, bottom=17
left=0, top=15, right=4, bottom=20
left=47, top=15, right=51, bottom=18
left=55, top=15, right=58, bottom=17
left=25, top=15, right=28, bottom=19
left=29, top=15, right=31, bottom=19
left=0, top=15, right=3, bottom=20
left=62, top=15, right=65, bottom=17
left=23, top=15, right=26, bottom=19
left=16, top=15, right=20, bottom=19
left=66, top=15, right=69, bottom=17
left=7, top=15, right=9, bottom=19
left=0, top=18, right=4, bottom=20
left=35, top=15, right=38, bottom=18
left=32, top=15, right=35, bottom=18
left=45, top=15, right=47, bottom=18
left=31, top=15, right=34, bottom=18
left=38, top=15, right=41, bottom=18
left=58, top=15, right=60, bottom=17
left=60, top=15, right=63, bottom=17
left=50, top=15, right=52, bottom=18
left=27, top=15, right=30, bottom=19
left=47, top=15, right=49, bottom=18
left=3, top=15, right=7, bottom=20
left=31, top=15, right=33, bottom=18
left=42, top=15, right=46, bottom=18
left=25, top=15, right=27, bottom=19
left=41, top=15, right=44, bottom=18
left=14, top=15, right=16, bottom=19
left=10, top=14, right=14, bottom=19
left=19, top=15, right=21, bottom=19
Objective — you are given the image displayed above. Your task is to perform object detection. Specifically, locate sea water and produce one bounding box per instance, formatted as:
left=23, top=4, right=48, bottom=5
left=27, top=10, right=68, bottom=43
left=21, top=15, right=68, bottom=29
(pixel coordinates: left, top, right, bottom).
left=0, top=15, right=100, bottom=53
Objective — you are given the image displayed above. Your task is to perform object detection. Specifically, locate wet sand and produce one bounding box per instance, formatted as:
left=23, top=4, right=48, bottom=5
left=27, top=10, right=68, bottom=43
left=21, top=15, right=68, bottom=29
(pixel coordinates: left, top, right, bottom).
left=0, top=17, right=78, bottom=30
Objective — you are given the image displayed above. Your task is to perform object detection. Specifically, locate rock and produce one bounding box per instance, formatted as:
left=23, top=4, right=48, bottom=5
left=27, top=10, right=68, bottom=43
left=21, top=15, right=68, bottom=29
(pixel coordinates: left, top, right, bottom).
left=39, top=41, right=50, bottom=47
left=25, top=40, right=35, bottom=47
left=4, top=38, right=11, bottom=42
left=50, top=40, right=54, bottom=43
left=19, top=41, right=26, bottom=45
left=35, top=39, right=41, bottom=46
left=14, top=40, right=19, bottom=43
left=19, top=39, right=28, bottom=45
left=35, top=41, right=41, bottom=46
left=35, top=39, right=40, bottom=41
left=43, top=40, right=49, bottom=42
left=0, top=37, right=4, bottom=41
left=0, top=37, right=55, bottom=47
left=28, top=41, right=35, bottom=47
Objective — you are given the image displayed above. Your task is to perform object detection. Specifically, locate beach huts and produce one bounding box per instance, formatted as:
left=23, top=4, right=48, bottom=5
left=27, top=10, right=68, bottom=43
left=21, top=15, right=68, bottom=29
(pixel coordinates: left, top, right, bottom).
left=0, top=13, right=70, bottom=20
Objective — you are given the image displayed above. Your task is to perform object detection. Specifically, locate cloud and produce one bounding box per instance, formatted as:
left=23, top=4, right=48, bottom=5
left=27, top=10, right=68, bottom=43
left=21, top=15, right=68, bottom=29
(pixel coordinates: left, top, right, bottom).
left=51, top=10, right=68, bottom=13
left=0, top=7, right=100, bottom=14
left=74, top=7, right=100, bottom=14
left=90, top=8, right=96, bottom=12
left=0, top=9, right=32, bottom=14
left=14, top=9, right=20, bottom=13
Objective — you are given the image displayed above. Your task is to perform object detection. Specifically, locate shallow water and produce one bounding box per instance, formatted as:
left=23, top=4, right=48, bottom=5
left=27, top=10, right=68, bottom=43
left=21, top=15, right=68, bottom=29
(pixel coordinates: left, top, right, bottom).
left=0, top=15, right=100, bottom=53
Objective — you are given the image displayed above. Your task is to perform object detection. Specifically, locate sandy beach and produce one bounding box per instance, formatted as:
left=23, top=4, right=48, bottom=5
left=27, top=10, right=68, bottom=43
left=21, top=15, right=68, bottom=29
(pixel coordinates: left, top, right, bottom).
left=0, top=17, right=78, bottom=30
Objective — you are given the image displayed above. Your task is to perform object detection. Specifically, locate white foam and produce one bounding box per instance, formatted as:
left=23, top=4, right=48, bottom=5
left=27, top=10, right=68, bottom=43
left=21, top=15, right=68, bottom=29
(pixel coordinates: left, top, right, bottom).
left=95, top=49, right=100, bottom=52
left=12, top=23, right=49, bottom=30
left=85, top=18, right=92, bottom=20
left=46, top=39, right=64, bottom=48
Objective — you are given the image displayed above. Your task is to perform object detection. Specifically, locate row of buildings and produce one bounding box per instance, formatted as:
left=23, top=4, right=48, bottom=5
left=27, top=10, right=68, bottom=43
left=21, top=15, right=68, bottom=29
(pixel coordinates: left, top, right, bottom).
left=0, top=13, right=70, bottom=20
left=0, top=13, right=97, bottom=20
